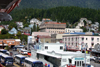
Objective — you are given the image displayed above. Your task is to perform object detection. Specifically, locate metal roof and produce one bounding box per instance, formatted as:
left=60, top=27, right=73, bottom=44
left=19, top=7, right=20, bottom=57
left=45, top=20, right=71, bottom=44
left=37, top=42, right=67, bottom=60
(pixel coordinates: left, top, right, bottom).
left=15, top=54, right=26, bottom=58
left=25, top=58, right=40, bottom=62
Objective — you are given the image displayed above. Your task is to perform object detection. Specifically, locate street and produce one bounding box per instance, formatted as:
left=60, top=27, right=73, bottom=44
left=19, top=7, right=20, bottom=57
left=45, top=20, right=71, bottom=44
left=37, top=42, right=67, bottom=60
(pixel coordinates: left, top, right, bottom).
left=90, top=61, right=100, bottom=67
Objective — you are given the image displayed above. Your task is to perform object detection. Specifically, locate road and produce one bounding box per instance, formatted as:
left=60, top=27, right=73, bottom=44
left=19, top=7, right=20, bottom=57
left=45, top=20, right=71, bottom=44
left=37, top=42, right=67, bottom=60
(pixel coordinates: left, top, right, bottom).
left=90, top=61, right=100, bottom=67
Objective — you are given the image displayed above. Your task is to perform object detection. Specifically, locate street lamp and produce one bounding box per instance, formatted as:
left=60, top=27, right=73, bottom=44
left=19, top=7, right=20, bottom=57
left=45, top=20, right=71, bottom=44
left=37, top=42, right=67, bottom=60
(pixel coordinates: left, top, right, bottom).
left=81, top=43, right=86, bottom=67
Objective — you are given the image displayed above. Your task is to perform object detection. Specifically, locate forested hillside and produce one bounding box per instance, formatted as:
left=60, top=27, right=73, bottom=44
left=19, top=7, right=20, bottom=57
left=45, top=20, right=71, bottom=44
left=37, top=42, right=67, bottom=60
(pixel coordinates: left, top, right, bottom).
left=19, top=0, right=100, bottom=9
left=1, top=6, right=100, bottom=25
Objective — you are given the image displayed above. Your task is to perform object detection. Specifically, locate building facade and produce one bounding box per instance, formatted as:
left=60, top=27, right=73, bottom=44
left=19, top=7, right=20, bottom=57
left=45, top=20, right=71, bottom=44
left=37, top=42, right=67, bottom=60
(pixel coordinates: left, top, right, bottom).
left=0, top=39, right=20, bottom=47
left=40, top=22, right=66, bottom=34
left=63, top=35, right=100, bottom=51
left=65, top=28, right=83, bottom=33
left=30, top=18, right=42, bottom=25
left=32, top=32, right=51, bottom=43
left=15, top=21, right=23, bottom=28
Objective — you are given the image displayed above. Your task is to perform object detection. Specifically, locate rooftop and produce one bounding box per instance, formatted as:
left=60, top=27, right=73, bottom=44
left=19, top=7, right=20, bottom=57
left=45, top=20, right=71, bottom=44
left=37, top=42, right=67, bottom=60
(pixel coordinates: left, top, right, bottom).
left=25, top=58, right=40, bottom=62
left=45, top=22, right=66, bottom=24
left=15, top=54, right=26, bottom=58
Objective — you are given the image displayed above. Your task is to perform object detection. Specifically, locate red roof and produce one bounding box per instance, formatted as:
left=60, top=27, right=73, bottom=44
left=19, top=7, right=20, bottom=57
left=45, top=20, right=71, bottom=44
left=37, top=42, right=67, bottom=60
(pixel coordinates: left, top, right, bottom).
left=45, top=22, right=66, bottom=24
left=24, top=33, right=30, bottom=36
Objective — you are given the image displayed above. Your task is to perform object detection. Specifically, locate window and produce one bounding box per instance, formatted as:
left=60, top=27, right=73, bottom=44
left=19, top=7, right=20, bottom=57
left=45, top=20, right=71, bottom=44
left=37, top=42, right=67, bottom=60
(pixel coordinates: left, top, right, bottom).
left=69, top=38, right=70, bottom=41
left=72, top=38, right=73, bottom=41
left=72, top=43, right=73, bottom=45
left=86, top=38, right=88, bottom=40
left=91, top=38, right=94, bottom=41
left=76, top=43, right=77, bottom=46
left=91, top=43, right=94, bottom=46
left=62, top=59, right=67, bottom=62
left=76, top=38, right=77, bottom=41
left=60, top=46, right=63, bottom=49
left=97, top=38, right=99, bottom=42
left=12, top=42, right=14, bottom=44
left=82, top=38, right=84, bottom=41
left=45, top=46, right=48, bottom=49
left=65, top=38, right=67, bottom=41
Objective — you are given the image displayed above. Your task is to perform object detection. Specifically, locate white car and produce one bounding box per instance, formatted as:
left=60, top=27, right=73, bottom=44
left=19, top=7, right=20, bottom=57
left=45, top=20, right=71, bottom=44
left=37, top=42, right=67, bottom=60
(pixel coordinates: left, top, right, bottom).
left=90, top=56, right=96, bottom=61
left=20, top=49, right=28, bottom=55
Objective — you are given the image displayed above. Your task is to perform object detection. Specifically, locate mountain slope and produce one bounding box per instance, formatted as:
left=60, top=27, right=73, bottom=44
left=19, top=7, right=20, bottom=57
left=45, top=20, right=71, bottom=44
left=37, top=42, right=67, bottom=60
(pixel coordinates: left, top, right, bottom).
left=19, top=0, right=100, bottom=9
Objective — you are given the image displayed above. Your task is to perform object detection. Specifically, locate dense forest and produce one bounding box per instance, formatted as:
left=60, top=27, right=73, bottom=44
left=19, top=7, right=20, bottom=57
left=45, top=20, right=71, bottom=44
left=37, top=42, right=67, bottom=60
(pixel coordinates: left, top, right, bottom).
left=1, top=6, right=100, bottom=25
left=19, top=0, right=100, bottom=9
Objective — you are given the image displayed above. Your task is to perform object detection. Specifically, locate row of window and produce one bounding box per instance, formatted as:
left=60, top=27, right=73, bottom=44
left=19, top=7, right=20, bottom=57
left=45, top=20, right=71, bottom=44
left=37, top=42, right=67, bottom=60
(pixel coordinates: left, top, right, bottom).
left=49, top=31, right=64, bottom=33
left=64, top=37, right=100, bottom=42
left=82, top=38, right=99, bottom=41
left=67, top=30, right=82, bottom=32
left=66, top=43, right=78, bottom=46
left=65, top=38, right=78, bottom=41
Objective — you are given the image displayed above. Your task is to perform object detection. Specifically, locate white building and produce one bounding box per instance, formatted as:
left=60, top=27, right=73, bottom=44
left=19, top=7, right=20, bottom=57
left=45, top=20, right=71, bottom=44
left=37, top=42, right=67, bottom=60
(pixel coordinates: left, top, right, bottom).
left=32, top=32, right=51, bottom=43
left=65, top=28, right=83, bottom=33
left=31, top=43, right=93, bottom=67
left=76, top=18, right=92, bottom=29
left=30, top=18, right=42, bottom=25
left=16, top=22, right=23, bottom=28
left=63, top=34, right=100, bottom=51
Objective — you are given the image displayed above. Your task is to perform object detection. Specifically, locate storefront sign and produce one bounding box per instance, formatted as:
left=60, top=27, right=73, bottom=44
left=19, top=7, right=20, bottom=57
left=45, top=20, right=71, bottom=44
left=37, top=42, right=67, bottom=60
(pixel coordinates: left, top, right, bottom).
left=75, top=58, right=84, bottom=60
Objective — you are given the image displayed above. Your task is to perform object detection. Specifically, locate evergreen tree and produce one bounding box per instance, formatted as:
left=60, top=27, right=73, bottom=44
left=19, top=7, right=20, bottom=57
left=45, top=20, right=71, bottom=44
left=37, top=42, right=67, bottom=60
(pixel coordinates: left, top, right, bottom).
left=1, top=29, right=8, bottom=34
left=33, top=23, right=36, bottom=31
left=37, top=24, right=39, bottom=31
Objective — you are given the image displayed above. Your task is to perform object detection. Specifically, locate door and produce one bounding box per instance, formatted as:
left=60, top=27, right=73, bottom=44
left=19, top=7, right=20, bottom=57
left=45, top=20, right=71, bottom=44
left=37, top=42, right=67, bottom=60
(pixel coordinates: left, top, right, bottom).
left=75, top=61, right=83, bottom=67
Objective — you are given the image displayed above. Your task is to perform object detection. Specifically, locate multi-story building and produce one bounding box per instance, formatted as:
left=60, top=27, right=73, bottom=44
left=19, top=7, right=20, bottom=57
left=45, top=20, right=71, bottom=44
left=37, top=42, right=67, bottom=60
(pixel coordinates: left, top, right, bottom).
left=51, top=34, right=57, bottom=43
left=32, top=32, right=51, bottom=43
left=38, top=35, right=51, bottom=43
left=63, top=34, right=100, bottom=51
left=30, top=18, right=42, bottom=26
left=65, top=28, right=83, bottom=33
left=0, top=39, right=20, bottom=48
left=40, top=22, right=66, bottom=34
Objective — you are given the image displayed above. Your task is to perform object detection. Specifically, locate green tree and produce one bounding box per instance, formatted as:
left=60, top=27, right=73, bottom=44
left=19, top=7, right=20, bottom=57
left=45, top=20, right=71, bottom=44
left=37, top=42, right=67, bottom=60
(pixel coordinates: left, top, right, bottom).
left=1, top=29, right=8, bottom=34
left=24, top=24, right=29, bottom=28
left=17, top=31, right=21, bottom=37
left=80, top=26, right=87, bottom=32
left=8, top=22, right=17, bottom=30
left=37, top=24, right=39, bottom=31
left=4, top=46, right=10, bottom=50
left=83, top=20, right=87, bottom=26
left=33, top=23, right=36, bottom=31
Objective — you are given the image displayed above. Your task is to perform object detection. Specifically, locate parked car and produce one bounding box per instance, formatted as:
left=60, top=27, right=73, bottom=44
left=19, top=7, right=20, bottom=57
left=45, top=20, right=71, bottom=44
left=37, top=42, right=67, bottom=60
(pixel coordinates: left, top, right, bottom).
left=20, top=49, right=28, bottom=55
left=95, top=57, right=100, bottom=63
left=90, top=56, right=96, bottom=61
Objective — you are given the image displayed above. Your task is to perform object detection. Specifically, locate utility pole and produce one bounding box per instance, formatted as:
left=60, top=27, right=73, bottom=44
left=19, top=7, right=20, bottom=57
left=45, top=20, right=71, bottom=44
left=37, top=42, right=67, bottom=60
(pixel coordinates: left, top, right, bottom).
left=85, top=43, right=86, bottom=67
left=2, top=41, right=4, bottom=49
